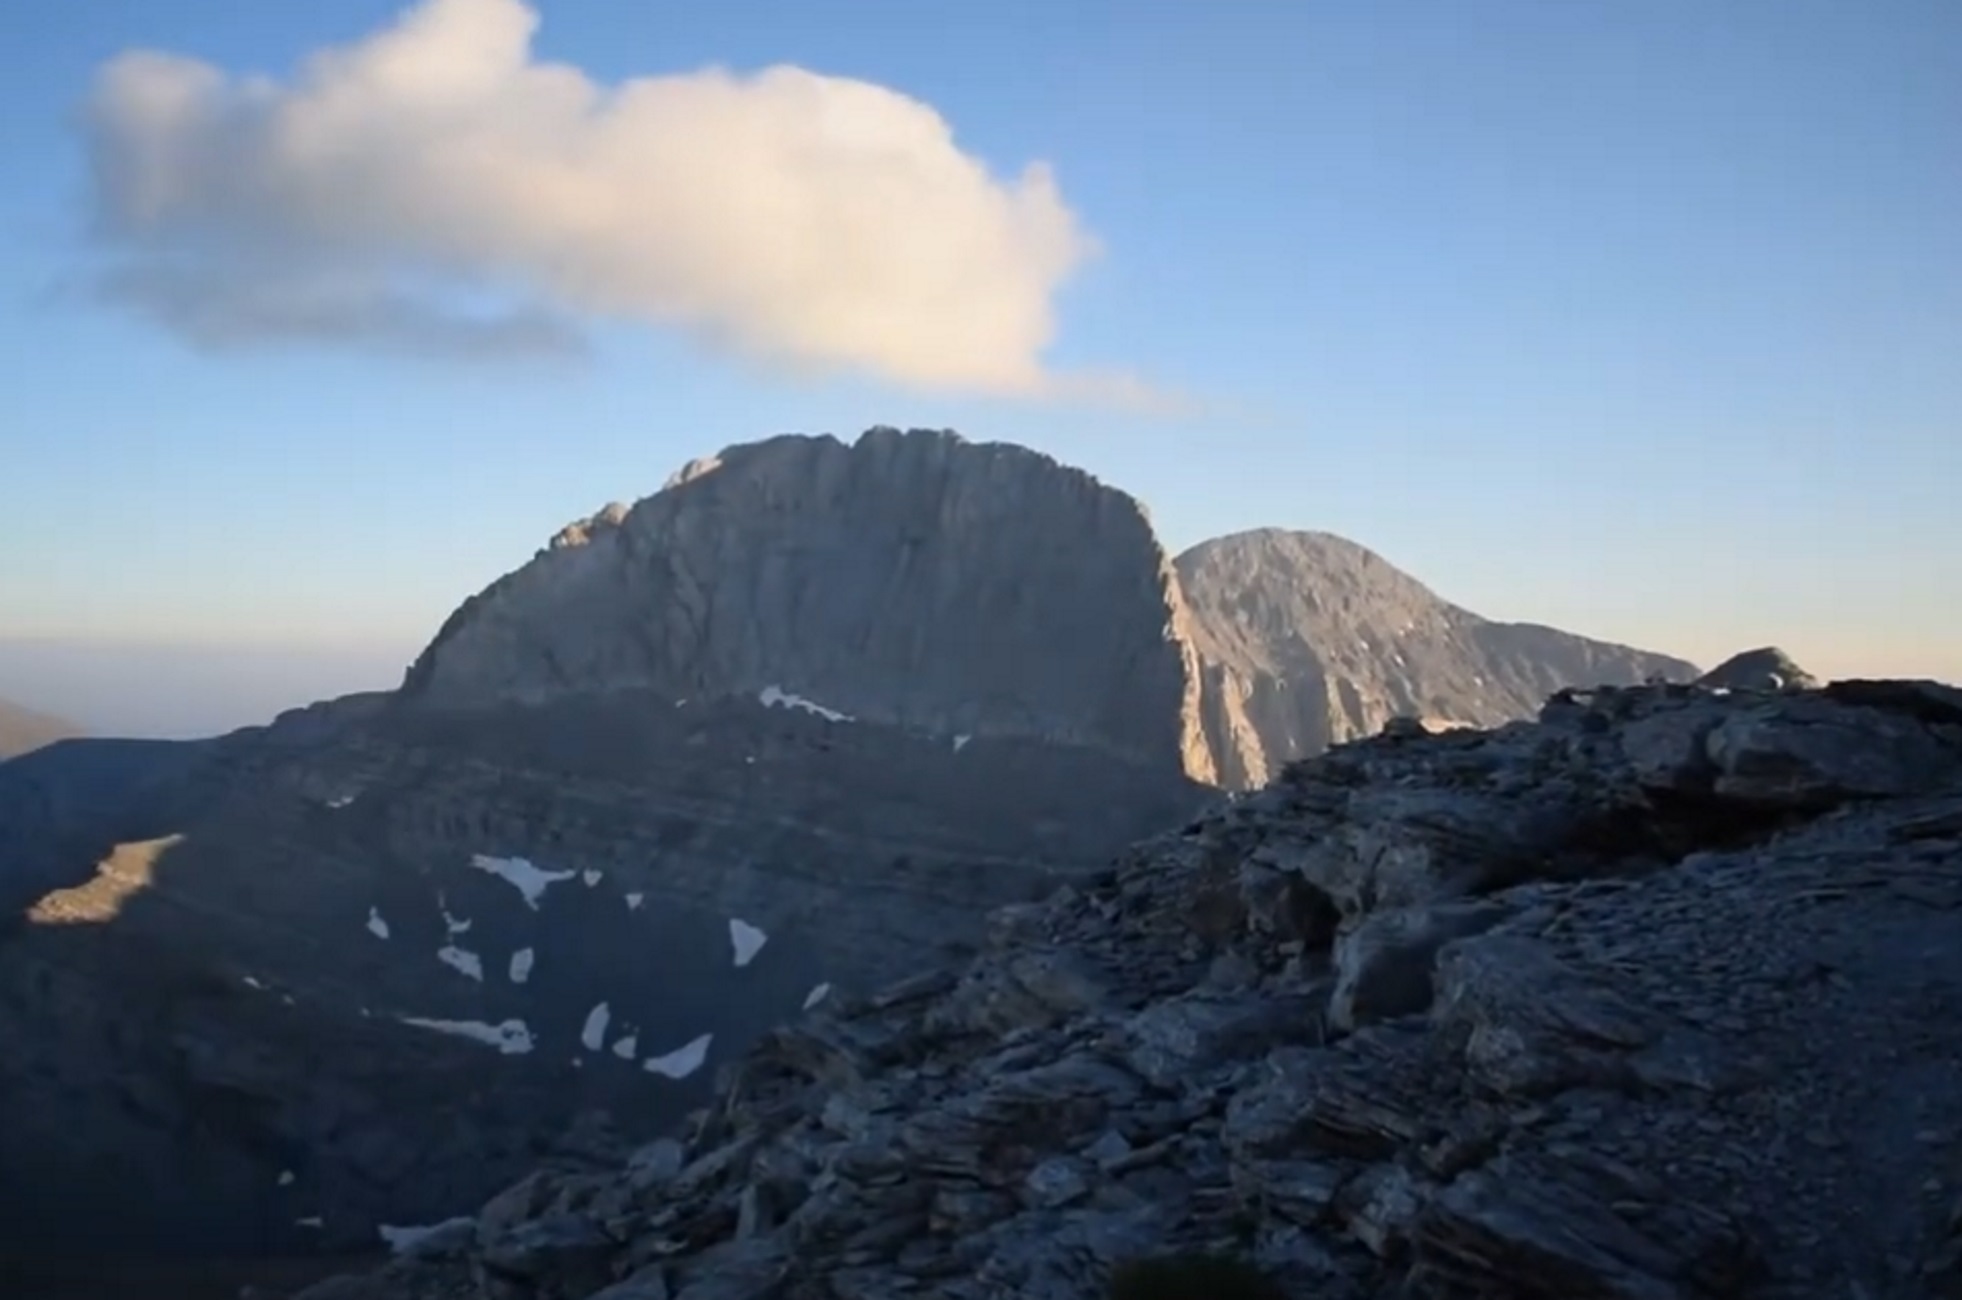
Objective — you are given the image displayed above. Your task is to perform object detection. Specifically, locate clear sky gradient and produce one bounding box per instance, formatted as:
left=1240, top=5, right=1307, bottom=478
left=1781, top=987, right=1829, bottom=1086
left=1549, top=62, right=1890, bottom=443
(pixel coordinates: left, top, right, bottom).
left=1, top=0, right=1957, bottom=735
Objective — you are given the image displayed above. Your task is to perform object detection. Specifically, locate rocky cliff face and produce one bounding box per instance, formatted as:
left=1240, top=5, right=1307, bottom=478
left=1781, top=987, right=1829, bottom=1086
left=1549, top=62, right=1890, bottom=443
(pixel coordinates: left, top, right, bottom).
left=402, top=427, right=1214, bottom=783
left=1176, top=529, right=1702, bottom=789
left=296, top=676, right=1962, bottom=1300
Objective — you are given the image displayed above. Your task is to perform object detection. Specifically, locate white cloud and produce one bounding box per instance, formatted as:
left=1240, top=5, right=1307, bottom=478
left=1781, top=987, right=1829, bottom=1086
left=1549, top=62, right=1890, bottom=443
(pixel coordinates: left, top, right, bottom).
left=80, top=0, right=1161, bottom=401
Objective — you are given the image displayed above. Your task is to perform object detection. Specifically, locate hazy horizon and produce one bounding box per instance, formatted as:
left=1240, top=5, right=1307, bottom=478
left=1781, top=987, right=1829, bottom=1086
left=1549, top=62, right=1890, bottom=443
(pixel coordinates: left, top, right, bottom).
left=3, top=0, right=1957, bottom=710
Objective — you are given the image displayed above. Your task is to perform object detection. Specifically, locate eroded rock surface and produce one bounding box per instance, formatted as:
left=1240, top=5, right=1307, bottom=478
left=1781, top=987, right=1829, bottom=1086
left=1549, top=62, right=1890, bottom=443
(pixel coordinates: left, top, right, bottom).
left=1175, top=529, right=1700, bottom=788
left=303, top=679, right=1962, bottom=1300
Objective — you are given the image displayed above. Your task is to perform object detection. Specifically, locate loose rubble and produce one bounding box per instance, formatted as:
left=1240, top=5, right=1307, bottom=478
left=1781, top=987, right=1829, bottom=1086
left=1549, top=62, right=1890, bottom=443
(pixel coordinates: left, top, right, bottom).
left=295, top=678, right=1962, bottom=1300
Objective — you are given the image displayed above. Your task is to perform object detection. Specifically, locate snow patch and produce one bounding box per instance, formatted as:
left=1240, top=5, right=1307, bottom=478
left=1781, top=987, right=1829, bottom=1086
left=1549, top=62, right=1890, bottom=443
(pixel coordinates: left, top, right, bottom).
left=242, top=975, right=265, bottom=990
left=326, top=794, right=355, bottom=809
left=611, top=1031, right=639, bottom=1059
left=729, top=917, right=769, bottom=968
left=379, top=1217, right=474, bottom=1256
left=441, top=904, right=472, bottom=937
left=952, top=733, right=972, bottom=752
left=643, top=1032, right=713, bottom=1079
left=759, top=685, right=851, bottom=723
left=365, top=907, right=391, bottom=940
left=625, top=892, right=645, bottom=911
left=803, top=982, right=832, bottom=1010
left=437, top=945, right=484, bottom=981
left=582, top=869, right=602, bottom=887
left=400, top=1016, right=535, bottom=1055
left=470, top=854, right=575, bottom=909
left=508, top=947, right=535, bottom=984
left=278, top=1170, right=295, bottom=1187
left=296, top=1217, right=323, bottom=1229
left=579, top=1002, right=612, bottom=1052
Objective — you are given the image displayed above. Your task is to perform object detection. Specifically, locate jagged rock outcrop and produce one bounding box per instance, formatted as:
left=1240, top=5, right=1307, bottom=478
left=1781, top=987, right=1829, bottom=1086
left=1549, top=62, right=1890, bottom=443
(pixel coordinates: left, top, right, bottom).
left=1176, top=529, right=1702, bottom=789
left=0, top=696, right=82, bottom=761
left=402, top=427, right=1215, bottom=783
left=300, top=677, right=1962, bottom=1300
left=1697, top=646, right=1819, bottom=692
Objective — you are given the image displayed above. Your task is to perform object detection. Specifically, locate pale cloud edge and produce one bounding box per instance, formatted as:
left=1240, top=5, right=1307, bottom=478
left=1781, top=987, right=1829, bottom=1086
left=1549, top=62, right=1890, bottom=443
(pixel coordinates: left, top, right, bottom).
left=78, top=0, right=1184, bottom=410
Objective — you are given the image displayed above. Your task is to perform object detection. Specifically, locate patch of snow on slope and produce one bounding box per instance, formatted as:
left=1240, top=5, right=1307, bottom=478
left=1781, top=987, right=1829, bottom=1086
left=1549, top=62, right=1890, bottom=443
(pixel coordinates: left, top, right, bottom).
left=729, top=917, right=769, bottom=967
left=437, top=945, right=484, bottom=981
left=326, top=794, right=355, bottom=809
left=278, top=1170, right=295, bottom=1187
left=582, top=869, right=602, bottom=887
left=400, top=1016, right=535, bottom=1055
left=366, top=907, right=390, bottom=940
left=759, top=685, right=851, bottom=723
left=803, top=982, right=832, bottom=1009
left=953, top=733, right=972, bottom=752
left=379, top=1218, right=474, bottom=1256
left=297, top=1217, right=323, bottom=1229
left=470, top=853, right=575, bottom=909
left=644, top=1032, right=713, bottom=1079
left=611, top=1031, right=639, bottom=1059
left=242, top=975, right=265, bottom=990
left=580, top=1002, right=612, bottom=1052
left=508, top=947, right=535, bottom=984
left=625, top=892, right=645, bottom=911
left=440, top=903, right=472, bottom=936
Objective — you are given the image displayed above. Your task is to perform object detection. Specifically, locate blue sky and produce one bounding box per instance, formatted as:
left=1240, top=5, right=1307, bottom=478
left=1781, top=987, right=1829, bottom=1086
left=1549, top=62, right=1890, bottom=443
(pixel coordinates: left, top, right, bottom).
left=1, top=0, right=1958, bottom=733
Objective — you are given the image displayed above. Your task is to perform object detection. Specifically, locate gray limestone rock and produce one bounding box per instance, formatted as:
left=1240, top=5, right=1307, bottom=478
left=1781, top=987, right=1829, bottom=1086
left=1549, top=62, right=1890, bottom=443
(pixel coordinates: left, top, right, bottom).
left=401, top=427, right=1214, bottom=781
left=1696, top=645, right=1820, bottom=692
left=1176, top=529, right=1700, bottom=789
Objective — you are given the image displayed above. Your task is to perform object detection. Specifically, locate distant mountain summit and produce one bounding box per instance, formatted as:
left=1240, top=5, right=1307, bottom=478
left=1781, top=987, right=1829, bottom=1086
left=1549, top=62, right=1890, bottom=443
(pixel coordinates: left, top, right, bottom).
left=1176, top=528, right=1700, bottom=788
left=0, top=697, right=82, bottom=761
left=1697, top=645, right=1819, bottom=692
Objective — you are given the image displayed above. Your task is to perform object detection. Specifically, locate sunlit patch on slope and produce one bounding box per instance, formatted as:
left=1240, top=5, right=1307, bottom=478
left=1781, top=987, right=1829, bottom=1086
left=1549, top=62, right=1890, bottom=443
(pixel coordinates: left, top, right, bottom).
left=470, top=853, right=575, bottom=909
left=366, top=907, right=391, bottom=940
left=27, top=835, right=180, bottom=925
left=953, top=733, right=973, bottom=752
left=400, top=1015, right=535, bottom=1054
left=611, top=1029, right=639, bottom=1059
left=759, top=685, right=851, bottom=723
left=625, top=892, right=645, bottom=911
left=803, top=982, right=832, bottom=1010
left=582, top=869, right=603, bottom=887
left=643, top=1032, right=713, bottom=1079
left=325, top=794, right=356, bottom=809
left=729, top=917, right=769, bottom=967
left=508, top=947, right=535, bottom=983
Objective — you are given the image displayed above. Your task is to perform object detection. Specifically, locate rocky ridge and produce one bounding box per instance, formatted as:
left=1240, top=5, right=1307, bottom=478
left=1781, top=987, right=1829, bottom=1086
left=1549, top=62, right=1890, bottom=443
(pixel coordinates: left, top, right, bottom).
left=1696, top=646, right=1819, bottom=693
left=295, top=676, right=1962, bottom=1300
left=1175, top=529, right=1701, bottom=789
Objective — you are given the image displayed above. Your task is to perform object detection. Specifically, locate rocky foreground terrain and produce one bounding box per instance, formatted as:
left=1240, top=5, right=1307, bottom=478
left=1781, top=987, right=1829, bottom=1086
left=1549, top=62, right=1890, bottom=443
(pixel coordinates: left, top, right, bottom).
left=289, top=675, right=1962, bottom=1300
left=0, top=427, right=1710, bottom=1279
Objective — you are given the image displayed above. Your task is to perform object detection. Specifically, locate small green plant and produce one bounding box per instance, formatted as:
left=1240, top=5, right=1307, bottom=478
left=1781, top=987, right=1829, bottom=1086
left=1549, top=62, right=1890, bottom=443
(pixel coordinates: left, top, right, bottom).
left=1106, top=1250, right=1288, bottom=1300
